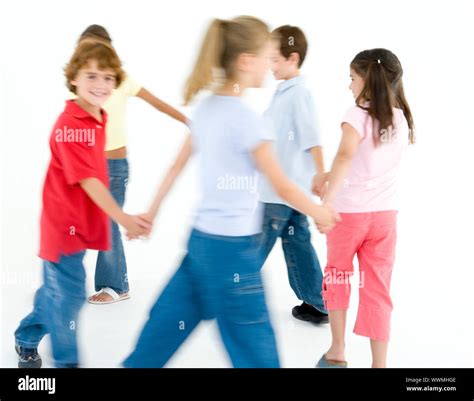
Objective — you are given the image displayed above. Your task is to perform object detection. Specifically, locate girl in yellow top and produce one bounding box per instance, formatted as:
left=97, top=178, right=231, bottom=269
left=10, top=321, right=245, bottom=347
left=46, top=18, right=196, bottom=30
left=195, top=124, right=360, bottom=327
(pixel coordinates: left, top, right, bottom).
left=75, top=25, right=188, bottom=304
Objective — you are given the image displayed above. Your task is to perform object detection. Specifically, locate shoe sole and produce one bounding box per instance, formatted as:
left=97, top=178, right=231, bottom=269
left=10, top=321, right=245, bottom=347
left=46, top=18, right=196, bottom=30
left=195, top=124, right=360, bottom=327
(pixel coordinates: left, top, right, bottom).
left=18, top=359, right=42, bottom=369
left=15, top=345, right=42, bottom=369
left=316, top=354, right=348, bottom=368
left=292, top=310, right=329, bottom=325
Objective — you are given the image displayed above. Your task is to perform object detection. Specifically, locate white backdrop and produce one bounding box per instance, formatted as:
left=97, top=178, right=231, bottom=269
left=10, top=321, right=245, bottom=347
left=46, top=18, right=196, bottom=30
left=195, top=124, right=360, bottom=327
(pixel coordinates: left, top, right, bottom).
left=1, top=0, right=473, bottom=368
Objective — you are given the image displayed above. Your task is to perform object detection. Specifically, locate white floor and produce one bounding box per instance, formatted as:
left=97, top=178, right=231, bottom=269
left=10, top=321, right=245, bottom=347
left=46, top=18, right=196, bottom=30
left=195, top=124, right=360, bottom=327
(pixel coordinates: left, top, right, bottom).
left=2, top=0, right=474, bottom=370
left=2, top=215, right=473, bottom=369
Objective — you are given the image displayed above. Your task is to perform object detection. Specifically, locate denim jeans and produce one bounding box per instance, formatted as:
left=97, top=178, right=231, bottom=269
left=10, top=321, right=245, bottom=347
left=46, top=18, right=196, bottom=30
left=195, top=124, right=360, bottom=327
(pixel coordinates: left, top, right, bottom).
left=14, top=251, right=86, bottom=367
left=95, top=158, right=129, bottom=294
left=123, top=228, right=280, bottom=368
left=259, top=203, right=326, bottom=313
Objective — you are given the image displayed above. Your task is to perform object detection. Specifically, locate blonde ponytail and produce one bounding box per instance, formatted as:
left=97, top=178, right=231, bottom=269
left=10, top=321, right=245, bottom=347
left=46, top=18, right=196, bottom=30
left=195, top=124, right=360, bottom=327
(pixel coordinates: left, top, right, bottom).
left=183, top=16, right=270, bottom=105
left=183, top=19, right=225, bottom=105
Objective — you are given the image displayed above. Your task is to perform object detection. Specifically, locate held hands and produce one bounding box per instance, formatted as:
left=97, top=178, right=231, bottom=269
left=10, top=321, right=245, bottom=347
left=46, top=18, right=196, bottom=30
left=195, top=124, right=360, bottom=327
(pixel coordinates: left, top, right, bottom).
left=311, top=172, right=340, bottom=234
left=133, top=212, right=155, bottom=240
left=121, top=213, right=153, bottom=241
left=313, top=202, right=340, bottom=235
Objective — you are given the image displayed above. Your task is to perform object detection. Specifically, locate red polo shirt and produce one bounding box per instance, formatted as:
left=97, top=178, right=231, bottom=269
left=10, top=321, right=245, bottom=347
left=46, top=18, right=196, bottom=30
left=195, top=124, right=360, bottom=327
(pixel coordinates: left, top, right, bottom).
left=39, top=100, right=110, bottom=262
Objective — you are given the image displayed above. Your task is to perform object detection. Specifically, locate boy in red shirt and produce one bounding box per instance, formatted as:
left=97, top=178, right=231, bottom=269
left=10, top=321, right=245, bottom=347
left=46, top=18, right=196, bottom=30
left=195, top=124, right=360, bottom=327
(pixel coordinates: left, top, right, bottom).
left=14, top=39, right=150, bottom=368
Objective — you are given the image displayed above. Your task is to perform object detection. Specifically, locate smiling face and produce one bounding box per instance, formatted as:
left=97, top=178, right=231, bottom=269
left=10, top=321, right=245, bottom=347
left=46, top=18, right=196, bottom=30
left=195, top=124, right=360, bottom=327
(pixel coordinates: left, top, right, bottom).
left=70, top=59, right=117, bottom=107
left=349, top=68, right=365, bottom=101
left=270, top=40, right=299, bottom=81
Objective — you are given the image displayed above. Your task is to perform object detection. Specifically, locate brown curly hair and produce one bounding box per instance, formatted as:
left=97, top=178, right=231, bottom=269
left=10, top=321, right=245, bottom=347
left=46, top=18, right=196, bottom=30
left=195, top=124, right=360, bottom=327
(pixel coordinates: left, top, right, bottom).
left=64, top=38, right=125, bottom=94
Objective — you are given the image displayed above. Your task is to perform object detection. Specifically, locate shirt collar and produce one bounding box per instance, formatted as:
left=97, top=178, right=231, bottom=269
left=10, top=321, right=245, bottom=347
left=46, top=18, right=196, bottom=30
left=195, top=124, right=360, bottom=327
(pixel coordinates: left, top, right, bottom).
left=276, top=75, right=305, bottom=93
left=64, top=100, right=106, bottom=125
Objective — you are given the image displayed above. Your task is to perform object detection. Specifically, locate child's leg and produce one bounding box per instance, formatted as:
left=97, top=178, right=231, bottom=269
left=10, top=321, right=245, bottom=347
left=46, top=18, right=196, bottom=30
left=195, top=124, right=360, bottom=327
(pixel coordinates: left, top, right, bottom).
left=370, top=340, right=389, bottom=368
left=43, top=251, right=86, bottom=367
left=217, top=274, right=279, bottom=367
left=326, top=310, right=347, bottom=361
left=354, top=211, right=397, bottom=367
left=258, top=203, right=292, bottom=268
left=15, top=286, right=49, bottom=349
left=123, top=254, right=201, bottom=368
left=215, top=235, right=280, bottom=368
left=281, top=209, right=325, bottom=312
left=94, top=159, right=129, bottom=297
left=322, top=214, right=366, bottom=362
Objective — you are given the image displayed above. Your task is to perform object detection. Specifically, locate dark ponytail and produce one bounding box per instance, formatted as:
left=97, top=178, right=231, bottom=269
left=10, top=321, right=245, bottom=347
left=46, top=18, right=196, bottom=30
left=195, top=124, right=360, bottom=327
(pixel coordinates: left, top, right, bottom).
left=394, top=80, right=415, bottom=144
left=351, top=48, right=415, bottom=144
left=78, top=24, right=112, bottom=44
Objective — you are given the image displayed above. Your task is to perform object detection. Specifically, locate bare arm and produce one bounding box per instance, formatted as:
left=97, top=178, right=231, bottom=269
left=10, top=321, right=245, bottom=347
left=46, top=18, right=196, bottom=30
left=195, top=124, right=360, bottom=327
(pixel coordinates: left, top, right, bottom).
left=252, top=142, right=337, bottom=227
left=137, top=88, right=188, bottom=125
left=324, top=123, right=361, bottom=204
left=80, top=178, right=150, bottom=238
left=80, top=178, right=127, bottom=224
left=146, top=134, right=193, bottom=220
left=309, top=146, right=328, bottom=198
left=310, top=146, right=325, bottom=174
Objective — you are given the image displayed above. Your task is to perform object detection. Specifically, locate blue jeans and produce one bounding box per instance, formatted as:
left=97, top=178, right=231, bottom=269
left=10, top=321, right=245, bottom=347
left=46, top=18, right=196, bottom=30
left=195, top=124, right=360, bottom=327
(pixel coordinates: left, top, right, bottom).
left=15, top=251, right=86, bottom=367
left=260, top=203, right=326, bottom=313
left=95, top=158, right=129, bottom=294
left=123, top=229, right=280, bottom=368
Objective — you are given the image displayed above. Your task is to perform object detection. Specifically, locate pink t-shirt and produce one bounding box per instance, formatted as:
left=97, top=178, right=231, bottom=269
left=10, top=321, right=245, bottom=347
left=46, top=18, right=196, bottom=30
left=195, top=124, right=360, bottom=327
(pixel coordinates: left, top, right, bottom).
left=332, top=105, right=409, bottom=213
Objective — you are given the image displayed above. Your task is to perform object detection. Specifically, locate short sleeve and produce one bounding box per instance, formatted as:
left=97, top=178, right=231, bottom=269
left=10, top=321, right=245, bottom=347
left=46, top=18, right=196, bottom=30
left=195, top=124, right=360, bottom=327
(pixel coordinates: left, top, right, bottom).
left=262, top=113, right=276, bottom=142
left=188, top=117, right=199, bottom=155
left=239, top=112, right=273, bottom=152
left=342, top=106, right=367, bottom=139
left=53, top=120, right=103, bottom=186
left=293, top=90, right=322, bottom=150
left=119, top=74, right=142, bottom=97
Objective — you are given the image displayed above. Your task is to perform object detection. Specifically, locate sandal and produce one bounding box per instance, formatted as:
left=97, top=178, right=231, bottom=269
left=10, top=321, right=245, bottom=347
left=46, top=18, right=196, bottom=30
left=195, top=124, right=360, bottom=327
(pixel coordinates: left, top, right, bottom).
left=316, top=353, right=348, bottom=368
left=88, top=287, right=130, bottom=305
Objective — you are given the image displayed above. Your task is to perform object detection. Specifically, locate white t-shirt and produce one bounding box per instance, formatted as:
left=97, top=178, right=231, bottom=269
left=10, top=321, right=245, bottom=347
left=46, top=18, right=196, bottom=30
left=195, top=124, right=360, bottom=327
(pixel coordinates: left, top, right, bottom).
left=190, top=95, right=272, bottom=236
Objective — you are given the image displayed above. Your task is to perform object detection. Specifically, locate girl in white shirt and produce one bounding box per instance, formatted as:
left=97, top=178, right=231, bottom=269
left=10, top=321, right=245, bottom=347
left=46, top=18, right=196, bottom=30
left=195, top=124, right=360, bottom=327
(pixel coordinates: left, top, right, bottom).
left=124, top=16, right=338, bottom=368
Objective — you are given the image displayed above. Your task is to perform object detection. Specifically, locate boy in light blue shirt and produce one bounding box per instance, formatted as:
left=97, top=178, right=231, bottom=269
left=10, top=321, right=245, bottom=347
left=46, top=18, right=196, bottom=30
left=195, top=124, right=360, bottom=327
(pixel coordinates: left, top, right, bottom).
left=259, top=25, right=328, bottom=324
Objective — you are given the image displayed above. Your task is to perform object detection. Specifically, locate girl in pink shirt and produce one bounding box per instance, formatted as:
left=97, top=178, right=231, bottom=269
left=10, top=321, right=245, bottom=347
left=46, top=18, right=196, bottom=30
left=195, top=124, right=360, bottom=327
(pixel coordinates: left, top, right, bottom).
left=316, top=48, right=415, bottom=368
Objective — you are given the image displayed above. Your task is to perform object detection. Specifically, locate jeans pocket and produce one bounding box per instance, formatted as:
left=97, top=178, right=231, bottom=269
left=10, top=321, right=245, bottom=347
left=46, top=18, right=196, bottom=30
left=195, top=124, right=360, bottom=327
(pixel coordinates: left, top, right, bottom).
left=224, top=272, right=270, bottom=325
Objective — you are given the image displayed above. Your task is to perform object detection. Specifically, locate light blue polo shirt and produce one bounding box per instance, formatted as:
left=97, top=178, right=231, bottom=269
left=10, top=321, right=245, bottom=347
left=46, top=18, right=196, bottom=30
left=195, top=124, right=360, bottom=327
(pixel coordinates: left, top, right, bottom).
left=260, top=76, right=322, bottom=205
left=190, top=95, right=272, bottom=236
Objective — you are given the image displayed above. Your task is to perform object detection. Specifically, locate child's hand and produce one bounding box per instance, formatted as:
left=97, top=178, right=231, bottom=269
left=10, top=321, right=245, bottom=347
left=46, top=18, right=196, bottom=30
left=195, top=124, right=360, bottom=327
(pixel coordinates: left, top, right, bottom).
left=121, top=214, right=152, bottom=240
left=316, top=223, right=333, bottom=235
left=313, top=203, right=340, bottom=233
left=312, top=173, right=329, bottom=199
left=136, top=212, right=155, bottom=237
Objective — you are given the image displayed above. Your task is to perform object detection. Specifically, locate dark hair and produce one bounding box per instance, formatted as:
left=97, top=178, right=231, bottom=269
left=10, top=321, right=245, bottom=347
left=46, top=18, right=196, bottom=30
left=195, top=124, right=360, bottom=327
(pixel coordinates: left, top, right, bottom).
left=272, top=25, right=307, bottom=68
left=79, top=24, right=112, bottom=43
left=351, top=48, right=415, bottom=144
